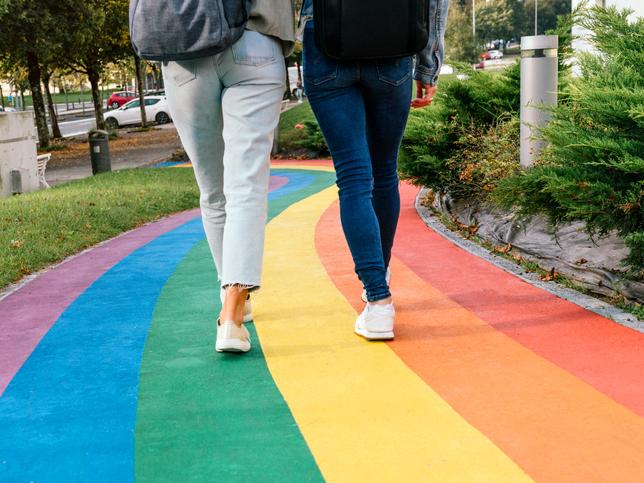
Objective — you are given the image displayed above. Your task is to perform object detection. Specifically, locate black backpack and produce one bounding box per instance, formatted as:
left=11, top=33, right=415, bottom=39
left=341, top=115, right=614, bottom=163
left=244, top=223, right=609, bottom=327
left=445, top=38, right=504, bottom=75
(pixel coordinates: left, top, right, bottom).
left=130, top=0, right=250, bottom=61
left=313, top=0, right=431, bottom=61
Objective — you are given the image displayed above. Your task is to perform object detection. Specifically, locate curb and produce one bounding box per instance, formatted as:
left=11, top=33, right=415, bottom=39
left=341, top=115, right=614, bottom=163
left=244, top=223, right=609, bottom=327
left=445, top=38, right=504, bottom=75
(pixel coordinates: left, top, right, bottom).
left=415, top=187, right=643, bottom=333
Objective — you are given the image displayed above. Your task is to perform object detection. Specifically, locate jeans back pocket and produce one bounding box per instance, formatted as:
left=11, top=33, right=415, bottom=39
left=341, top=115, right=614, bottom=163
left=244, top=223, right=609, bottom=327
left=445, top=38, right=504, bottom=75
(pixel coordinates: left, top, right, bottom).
left=232, top=30, right=277, bottom=67
left=303, top=26, right=339, bottom=86
left=376, top=57, right=412, bottom=86
left=163, top=60, right=197, bottom=87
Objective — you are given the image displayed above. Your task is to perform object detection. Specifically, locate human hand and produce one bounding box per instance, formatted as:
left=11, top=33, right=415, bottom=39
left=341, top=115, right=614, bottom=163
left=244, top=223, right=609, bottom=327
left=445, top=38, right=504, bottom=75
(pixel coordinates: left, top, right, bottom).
left=411, top=81, right=437, bottom=108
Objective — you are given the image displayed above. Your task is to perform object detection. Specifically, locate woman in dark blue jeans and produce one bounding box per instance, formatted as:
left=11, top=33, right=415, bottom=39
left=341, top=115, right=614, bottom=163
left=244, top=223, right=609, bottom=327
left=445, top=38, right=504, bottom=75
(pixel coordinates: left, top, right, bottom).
left=300, top=0, right=449, bottom=340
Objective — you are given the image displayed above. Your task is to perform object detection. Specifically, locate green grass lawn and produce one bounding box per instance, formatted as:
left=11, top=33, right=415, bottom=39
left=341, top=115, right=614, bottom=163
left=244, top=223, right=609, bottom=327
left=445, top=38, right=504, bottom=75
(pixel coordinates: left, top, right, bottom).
left=0, top=168, right=199, bottom=291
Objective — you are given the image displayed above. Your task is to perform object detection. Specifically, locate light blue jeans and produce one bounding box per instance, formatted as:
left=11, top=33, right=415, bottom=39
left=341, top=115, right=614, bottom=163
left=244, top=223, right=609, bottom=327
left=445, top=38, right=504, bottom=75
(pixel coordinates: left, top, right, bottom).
left=162, top=30, right=286, bottom=290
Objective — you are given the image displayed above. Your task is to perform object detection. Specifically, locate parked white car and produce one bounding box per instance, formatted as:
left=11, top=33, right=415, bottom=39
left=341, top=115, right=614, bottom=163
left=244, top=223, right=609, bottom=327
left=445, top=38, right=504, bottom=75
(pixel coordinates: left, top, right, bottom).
left=104, top=96, right=172, bottom=129
left=488, top=50, right=504, bottom=60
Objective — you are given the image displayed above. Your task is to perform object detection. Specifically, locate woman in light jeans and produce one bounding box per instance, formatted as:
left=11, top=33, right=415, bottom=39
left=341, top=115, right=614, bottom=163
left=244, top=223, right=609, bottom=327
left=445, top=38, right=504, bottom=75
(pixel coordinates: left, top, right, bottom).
left=299, top=0, right=449, bottom=340
left=162, top=2, right=294, bottom=354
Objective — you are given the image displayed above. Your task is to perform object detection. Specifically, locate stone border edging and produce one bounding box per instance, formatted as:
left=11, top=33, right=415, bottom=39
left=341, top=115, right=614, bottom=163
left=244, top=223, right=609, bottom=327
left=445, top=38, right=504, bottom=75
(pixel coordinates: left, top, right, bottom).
left=415, top=188, right=644, bottom=332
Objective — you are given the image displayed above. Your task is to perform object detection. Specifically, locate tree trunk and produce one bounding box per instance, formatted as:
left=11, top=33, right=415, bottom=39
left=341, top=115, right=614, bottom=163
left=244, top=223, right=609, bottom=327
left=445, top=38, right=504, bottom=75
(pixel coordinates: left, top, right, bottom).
left=151, top=63, right=161, bottom=90
left=0, top=84, right=4, bottom=109
left=87, top=66, right=105, bottom=130
left=80, top=77, right=84, bottom=112
left=42, top=70, right=62, bottom=139
left=134, top=55, right=147, bottom=127
left=284, top=62, right=292, bottom=100
left=26, top=51, right=50, bottom=147
left=61, top=76, right=69, bottom=110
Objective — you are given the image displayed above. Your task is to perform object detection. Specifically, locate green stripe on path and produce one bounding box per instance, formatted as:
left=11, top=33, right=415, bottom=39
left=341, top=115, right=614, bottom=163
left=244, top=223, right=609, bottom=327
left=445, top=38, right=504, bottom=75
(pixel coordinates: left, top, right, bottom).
left=134, top=170, right=334, bottom=482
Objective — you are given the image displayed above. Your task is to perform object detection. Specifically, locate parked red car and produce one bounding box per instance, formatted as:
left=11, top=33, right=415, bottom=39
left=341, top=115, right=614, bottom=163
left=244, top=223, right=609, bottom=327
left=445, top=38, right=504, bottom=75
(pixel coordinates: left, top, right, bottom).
left=107, top=91, right=137, bottom=109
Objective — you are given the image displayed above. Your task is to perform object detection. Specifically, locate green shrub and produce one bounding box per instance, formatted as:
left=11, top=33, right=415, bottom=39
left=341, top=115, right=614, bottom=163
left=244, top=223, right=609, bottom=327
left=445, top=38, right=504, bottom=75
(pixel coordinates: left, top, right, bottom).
left=445, top=117, right=521, bottom=200
left=398, top=10, right=574, bottom=194
left=399, top=63, right=521, bottom=198
left=298, top=119, right=329, bottom=156
left=277, top=102, right=317, bottom=155
left=625, top=233, right=644, bottom=274
left=494, top=6, right=643, bottom=273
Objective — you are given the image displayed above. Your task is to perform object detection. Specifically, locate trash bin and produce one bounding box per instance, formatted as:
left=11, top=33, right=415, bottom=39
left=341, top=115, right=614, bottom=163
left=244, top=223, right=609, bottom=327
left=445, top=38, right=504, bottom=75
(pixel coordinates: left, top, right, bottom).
left=89, top=130, right=111, bottom=175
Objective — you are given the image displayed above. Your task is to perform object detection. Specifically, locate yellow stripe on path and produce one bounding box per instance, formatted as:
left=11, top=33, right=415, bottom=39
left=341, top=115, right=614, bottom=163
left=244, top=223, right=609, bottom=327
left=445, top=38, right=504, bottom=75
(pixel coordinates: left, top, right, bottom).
left=271, top=163, right=335, bottom=173
left=255, top=187, right=531, bottom=482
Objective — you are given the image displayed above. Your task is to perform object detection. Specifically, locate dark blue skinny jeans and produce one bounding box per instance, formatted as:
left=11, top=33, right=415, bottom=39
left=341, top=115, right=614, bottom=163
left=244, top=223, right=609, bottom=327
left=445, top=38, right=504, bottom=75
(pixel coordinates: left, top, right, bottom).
left=303, top=23, right=412, bottom=302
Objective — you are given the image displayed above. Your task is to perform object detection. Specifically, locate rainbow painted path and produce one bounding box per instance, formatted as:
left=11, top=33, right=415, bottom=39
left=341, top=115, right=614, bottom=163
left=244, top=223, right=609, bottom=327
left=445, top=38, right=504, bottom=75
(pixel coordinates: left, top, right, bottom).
left=1, top=161, right=644, bottom=482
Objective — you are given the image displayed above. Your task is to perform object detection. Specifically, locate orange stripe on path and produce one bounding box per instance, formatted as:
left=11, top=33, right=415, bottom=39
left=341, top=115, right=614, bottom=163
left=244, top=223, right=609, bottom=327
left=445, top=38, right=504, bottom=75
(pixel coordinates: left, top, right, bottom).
left=316, top=198, right=644, bottom=483
left=394, top=183, right=644, bottom=418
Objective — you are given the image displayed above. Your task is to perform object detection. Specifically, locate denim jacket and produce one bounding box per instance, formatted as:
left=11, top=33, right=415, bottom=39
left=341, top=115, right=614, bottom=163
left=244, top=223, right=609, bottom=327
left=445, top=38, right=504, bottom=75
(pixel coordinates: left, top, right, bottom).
left=299, top=0, right=449, bottom=86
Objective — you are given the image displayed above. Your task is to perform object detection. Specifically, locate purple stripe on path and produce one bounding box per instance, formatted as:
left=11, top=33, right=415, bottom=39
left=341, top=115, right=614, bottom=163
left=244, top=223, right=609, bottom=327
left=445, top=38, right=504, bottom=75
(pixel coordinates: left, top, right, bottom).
left=270, top=175, right=289, bottom=192
left=0, top=209, right=200, bottom=396
left=0, top=174, right=290, bottom=396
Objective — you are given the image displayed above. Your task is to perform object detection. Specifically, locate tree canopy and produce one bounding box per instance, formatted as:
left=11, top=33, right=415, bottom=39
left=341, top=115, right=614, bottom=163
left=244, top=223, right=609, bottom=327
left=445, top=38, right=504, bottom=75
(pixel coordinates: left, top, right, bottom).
left=0, top=0, right=132, bottom=138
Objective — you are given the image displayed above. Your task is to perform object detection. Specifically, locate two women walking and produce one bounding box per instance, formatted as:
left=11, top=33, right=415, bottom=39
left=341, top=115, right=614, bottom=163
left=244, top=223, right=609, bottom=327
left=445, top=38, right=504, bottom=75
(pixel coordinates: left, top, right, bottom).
left=130, top=0, right=448, bottom=353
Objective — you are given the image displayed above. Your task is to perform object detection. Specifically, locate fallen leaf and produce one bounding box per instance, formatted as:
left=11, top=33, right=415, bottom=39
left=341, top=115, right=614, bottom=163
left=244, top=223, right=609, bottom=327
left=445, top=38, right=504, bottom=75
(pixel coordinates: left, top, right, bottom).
left=540, top=267, right=560, bottom=282
left=494, top=243, right=512, bottom=254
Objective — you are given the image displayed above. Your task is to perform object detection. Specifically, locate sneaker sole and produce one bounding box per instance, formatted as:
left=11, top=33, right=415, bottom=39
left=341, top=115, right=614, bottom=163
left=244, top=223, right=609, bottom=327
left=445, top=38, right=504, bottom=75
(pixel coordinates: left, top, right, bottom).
left=215, top=340, right=251, bottom=353
left=354, top=327, right=394, bottom=341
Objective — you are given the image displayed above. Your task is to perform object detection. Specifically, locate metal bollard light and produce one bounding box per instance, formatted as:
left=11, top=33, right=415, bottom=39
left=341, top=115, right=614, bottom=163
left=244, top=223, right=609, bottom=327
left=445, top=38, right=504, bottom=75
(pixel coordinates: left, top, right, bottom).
left=89, top=130, right=112, bottom=175
left=520, top=35, right=558, bottom=168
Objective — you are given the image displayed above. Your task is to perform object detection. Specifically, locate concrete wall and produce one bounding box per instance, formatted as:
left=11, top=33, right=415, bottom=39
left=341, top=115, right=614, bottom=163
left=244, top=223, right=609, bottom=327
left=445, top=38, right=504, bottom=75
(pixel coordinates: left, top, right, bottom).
left=0, top=112, right=39, bottom=198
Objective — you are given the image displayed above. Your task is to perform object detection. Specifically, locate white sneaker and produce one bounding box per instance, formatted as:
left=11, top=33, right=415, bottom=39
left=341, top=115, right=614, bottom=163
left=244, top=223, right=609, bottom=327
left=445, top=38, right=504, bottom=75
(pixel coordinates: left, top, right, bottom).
left=361, top=267, right=391, bottom=303
left=355, top=302, right=395, bottom=340
left=216, top=320, right=251, bottom=353
left=220, top=288, right=253, bottom=323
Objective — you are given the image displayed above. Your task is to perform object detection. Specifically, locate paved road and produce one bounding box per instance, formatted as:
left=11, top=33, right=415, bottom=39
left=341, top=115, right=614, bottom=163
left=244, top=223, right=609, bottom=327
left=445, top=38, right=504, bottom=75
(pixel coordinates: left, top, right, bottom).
left=57, top=117, right=97, bottom=138
left=45, top=123, right=181, bottom=186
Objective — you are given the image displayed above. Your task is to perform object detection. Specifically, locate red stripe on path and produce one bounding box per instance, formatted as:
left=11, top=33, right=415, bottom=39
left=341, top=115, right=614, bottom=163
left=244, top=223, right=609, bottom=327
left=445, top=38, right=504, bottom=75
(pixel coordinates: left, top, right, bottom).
left=394, top=182, right=644, bottom=417
left=316, top=198, right=644, bottom=482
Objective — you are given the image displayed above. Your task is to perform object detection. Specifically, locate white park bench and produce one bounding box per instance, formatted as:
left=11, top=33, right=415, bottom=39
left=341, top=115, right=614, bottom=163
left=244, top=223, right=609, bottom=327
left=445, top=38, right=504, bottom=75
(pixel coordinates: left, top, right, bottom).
left=36, top=153, right=51, bottom=188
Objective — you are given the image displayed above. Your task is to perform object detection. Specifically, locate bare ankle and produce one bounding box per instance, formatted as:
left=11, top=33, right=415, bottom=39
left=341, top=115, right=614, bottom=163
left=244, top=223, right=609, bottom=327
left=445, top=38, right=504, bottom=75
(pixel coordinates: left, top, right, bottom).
left=221, top=285, right=249, bottom=326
